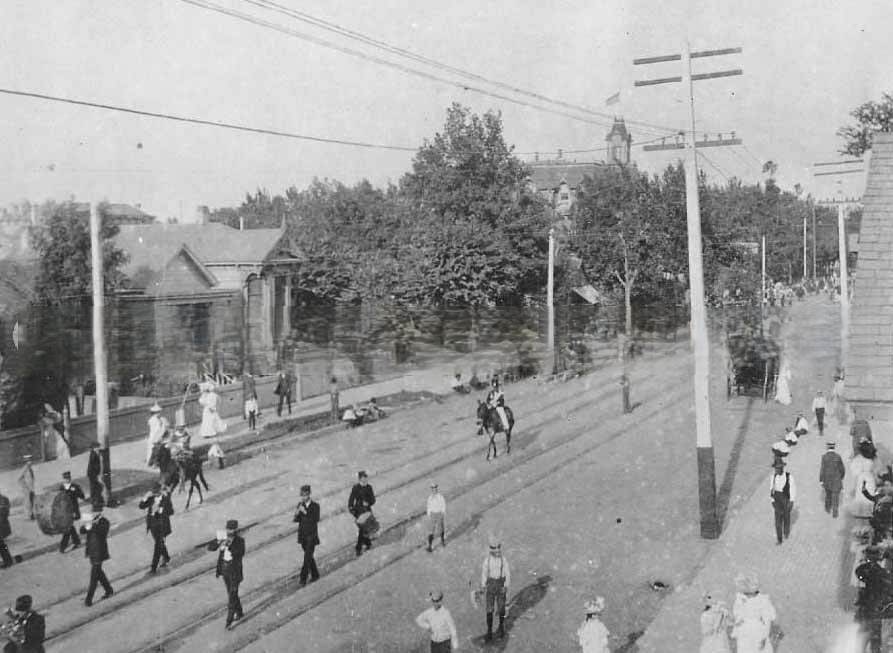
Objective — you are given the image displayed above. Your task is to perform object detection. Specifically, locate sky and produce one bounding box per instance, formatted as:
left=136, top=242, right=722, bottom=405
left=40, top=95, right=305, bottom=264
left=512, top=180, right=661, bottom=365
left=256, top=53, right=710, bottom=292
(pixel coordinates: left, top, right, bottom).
left=0, top=0, right=886, bottom=221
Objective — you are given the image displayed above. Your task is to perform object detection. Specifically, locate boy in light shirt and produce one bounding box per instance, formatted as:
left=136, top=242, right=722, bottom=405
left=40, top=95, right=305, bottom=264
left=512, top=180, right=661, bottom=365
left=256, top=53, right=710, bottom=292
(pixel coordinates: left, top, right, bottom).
left=426, top=482, right=446, bottom=552
left=415, top=590, right=458, bottom=652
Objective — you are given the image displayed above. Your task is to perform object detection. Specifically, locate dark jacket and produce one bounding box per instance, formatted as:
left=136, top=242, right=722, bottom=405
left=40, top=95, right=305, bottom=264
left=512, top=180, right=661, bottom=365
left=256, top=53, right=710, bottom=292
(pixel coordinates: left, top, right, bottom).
left=294, top=500, right=321, bottom=545
left=209, top=535, right=245, bottom=584
left=138, top=492, right=174, bottom=537
left=80, top=515, right=110, bottom=563
left=348, top=483, right=376, bottom=518
left=274, top=374, right=288, bottom=396
left=856, top=560, right=892, bottom=617
left=20, top=610, right=46, bottom=653
left=819, top=450, right=846, bottom=491
left=61, top=482, right=86, bottom=520
left=87, top=449, right=101, bottom=480
left=0, top=492, right=10, bottom=539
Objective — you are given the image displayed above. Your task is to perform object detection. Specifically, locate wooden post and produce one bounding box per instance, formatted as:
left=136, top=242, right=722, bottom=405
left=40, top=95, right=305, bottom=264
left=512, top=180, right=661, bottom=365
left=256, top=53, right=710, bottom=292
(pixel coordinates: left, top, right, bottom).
left=90, top=202, right=112, bottom=506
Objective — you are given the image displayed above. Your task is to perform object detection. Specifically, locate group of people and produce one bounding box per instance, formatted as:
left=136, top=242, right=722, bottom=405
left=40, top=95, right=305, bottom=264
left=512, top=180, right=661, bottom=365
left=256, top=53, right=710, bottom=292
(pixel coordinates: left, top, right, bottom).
left=699, top=573, right=778, bottom=653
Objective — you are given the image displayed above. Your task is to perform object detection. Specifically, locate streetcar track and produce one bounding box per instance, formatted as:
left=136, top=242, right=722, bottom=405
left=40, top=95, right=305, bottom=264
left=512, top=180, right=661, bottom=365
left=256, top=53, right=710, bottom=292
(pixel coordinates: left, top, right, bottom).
left=42, top=344, right=689, bottom=649
left=130, top=361, right=694, bottom=652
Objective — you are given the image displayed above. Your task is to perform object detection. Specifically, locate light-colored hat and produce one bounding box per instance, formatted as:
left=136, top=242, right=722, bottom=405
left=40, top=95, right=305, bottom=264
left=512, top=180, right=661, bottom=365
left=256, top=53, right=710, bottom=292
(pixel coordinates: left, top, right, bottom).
left=584, top=597, right=605, bottom=614
left=826, top=441, right=837, bottom=449
left=735, top=573, right=759, bottom=594
left=488, top=534, right=501, bottom=550
left=429, top=590, right=443, bottom=602
left=149, top=402, right=162, bottom=413
left=199, top=381, right=214, bottom=392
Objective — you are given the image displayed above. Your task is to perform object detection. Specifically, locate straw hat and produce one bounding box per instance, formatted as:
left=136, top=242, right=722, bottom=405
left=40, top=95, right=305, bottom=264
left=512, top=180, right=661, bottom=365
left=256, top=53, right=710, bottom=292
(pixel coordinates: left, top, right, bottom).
left=584, top=597, right=605, bottom=614
left=149, top=402, right=163, bottom=413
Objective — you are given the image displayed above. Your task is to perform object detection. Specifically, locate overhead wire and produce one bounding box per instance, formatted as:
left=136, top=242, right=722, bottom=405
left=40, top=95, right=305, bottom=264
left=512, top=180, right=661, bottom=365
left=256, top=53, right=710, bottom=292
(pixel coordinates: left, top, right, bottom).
left=239, top=0, right=682, bottom=136
left=177, top=0, right=675, bottom=136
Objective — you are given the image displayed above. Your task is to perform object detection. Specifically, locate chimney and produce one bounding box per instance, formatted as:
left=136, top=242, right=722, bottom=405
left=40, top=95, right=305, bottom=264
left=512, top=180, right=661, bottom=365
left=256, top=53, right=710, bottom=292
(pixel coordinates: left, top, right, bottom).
left=239, top=216, right=245, bottom=231
left=557, top=149, right=563, bottom=160
left=196, top=205, right=210, bottom=225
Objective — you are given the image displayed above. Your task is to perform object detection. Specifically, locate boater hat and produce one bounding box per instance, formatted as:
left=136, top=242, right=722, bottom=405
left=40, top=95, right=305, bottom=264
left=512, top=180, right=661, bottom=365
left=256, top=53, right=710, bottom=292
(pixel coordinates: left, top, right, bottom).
left=149, top=402, right=163, bottom=413
left=826, top=441, right=837, bottom=448
left=584, top=597, right=605, bottom=614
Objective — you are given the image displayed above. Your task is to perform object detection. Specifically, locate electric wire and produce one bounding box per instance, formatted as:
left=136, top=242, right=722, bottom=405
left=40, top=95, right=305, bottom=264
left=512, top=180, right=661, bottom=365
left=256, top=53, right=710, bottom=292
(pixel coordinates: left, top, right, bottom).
left=176, top=0, right=673, bottom=136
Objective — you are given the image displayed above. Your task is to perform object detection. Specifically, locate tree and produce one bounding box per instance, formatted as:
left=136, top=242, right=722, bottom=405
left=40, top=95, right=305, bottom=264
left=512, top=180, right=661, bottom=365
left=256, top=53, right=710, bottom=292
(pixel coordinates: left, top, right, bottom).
left=838, top=92, right=893, bottom=156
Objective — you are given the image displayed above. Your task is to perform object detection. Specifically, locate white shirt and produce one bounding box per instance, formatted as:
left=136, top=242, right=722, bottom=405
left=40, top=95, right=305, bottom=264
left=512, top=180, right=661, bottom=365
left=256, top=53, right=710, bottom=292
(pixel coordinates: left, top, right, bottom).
left=415, top=606, right=458, bottom=646
left=481, top=554, right=510, bottom=588
left=577, top=617, right=610, bottom=653
left=770, top=472, right=796, bottom=502
left=795, top=416, right=809, bottom=432
left=812, top=396, right=827, bottom=410
left=427, top=493, right=446, bottom=515
left=148, top=414, right=167, bottom=444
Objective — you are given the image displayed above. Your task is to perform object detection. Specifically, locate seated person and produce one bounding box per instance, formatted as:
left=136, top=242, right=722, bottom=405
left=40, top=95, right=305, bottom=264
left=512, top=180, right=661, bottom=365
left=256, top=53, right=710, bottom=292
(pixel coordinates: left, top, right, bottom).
left=863, top=480, right=893, bottom=540
left=342, top=404, right=359, bottom=424
left=793, top=413, right=809, bottom=437
left=450, top=373, right=469, bottom=393
left=364, top=398, right=385, bottom=419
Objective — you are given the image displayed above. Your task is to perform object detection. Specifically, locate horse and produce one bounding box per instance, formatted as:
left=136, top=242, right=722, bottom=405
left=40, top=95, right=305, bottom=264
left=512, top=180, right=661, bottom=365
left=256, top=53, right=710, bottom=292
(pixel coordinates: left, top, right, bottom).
left=476, top=400, right=514, bottom=460
left=174, top=449, right=209, bottom=511
left=155, top=443, right=180, bottom=495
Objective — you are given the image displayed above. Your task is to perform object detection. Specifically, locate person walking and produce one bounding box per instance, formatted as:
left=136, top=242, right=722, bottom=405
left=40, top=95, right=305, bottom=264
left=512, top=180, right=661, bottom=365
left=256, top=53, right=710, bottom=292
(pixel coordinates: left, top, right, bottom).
left=6, top=594, right=46, bottom=653
left=480, top=535, right=510, bottom=641
left=426, top=482, right=446, bottom=552
left=199, top=382, right=226, bottom=439
left=793, top=413, right=809, bottom=438
left=819, top=441, right=846, bottom=518
left=0, top=488, right=15, bottom=568
left=59, top=471, right=85, bottom=553
left=86, top=442, right=102, bottom=504
left=293, top=484, right=320, bottom=586
left=245, top=393, right=258, bottom=431
left=731, top=573, right=777, bottom=653
left=81, top=501, right=114, bottom=607
left=138, top=483, right=173, bottom=574
left=18, top=454, right=35, bottom=521
left=700, top=591, right=732, bottom=653
left=576, top=597, right=610, bottom=653
left=146, top=402, right=167, bottom=466
left=348, top=471, right=376, bottom=557
left=274, top=371, right=293, bottom=417
left=855, top=546, right=889, bottom=653
left=770, top=461, right=795, bottom=545
left=812, top=390, right=828, bottom=436
left=208, top=519, right=245, bottom=630
left=415, top=590, right=458, bottom=652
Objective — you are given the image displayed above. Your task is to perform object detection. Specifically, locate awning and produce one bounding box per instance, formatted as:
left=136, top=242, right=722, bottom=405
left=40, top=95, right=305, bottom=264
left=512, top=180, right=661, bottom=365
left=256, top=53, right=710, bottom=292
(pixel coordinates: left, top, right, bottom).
left=572, top=285, right=601, bottom=304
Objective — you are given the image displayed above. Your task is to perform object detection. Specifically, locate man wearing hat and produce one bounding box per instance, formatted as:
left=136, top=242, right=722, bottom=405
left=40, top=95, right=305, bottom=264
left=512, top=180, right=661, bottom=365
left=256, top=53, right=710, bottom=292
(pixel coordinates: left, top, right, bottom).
left=486, top=377, right=509, bottom=431
left=348, top=471, right=376, bottom=557
left=426, top=482, right=446, bottom=553
left=6, top=594, right=46, bottom=652
left=415, top=590, right=458, bottom=652
left=80, top=500, right=113, bottom=607
left=18, top=455, right=35, bottom=521
left=576, top=597, right=609, bottom=653
left=819, top=440, right=846, bottom=518
left=146, top=401, right=167, bottom=467
left=480, top=536, right=510, bottom=641
left=769, top=460, right=796, bottom=545
left=86, top=442, right=102, bottom=504
left=0, top=488, right=14, bottom=568
left=138, top=483, right=174, bottom=574
left=59, top=471, right=85, bottom=553
left=855, top=546, right=890, bottom=652
left=293, top=485, right=320, bottom=586
left=208, top=519, right=245, bottom=630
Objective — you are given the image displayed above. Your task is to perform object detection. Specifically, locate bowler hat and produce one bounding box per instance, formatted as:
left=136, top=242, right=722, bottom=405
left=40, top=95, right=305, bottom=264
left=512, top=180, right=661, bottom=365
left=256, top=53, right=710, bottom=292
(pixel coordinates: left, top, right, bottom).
left=358, top=470, right=367, bottom=479
left=62, top=471, right=71, bottom=479
left=14, top=595, right=32, bottom=612
left=300, top=485, right=311, bottom=495
left=226, top=519, right=238, bottom=530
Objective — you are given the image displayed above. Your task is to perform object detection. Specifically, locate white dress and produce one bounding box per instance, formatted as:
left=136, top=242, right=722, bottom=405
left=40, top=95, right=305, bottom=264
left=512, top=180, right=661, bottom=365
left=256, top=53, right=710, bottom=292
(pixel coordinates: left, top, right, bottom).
left=732, top=592, right=776, bottom=653
left=774, top=363, right=792, bottom=406
left=577, top=617, right=610, bottom=653
left=199, top=390, right=226, bottom=438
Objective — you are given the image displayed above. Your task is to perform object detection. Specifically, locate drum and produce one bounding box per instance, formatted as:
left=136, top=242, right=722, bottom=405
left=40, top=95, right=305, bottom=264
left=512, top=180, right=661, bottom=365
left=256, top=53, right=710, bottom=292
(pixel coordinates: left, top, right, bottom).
left=36, top=490, right=74, bottom=536
left=355, top=511, right=380, bottom=539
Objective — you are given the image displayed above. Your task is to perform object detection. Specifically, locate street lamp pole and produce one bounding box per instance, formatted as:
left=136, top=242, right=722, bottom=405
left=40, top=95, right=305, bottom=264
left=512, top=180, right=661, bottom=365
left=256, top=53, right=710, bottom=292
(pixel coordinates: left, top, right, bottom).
left=89, top=202, right=112, bottom=506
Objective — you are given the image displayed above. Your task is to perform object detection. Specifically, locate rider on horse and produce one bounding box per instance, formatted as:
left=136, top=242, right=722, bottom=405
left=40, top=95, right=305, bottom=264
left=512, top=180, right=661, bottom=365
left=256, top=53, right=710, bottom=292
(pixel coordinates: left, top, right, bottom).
left=486, top=377, right=510, bottom=431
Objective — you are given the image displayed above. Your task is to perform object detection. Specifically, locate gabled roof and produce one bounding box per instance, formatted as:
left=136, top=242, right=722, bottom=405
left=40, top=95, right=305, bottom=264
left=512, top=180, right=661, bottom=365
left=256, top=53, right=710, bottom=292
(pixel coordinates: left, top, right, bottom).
left=605, top=118, right=631, bottom=142
left=528, top=162, right=603, bottom=191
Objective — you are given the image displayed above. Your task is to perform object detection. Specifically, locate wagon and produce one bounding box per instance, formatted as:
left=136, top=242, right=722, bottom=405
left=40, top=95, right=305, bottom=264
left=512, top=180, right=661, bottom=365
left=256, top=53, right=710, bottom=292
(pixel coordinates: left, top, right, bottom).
left=726, top=334, right=780, bottom=401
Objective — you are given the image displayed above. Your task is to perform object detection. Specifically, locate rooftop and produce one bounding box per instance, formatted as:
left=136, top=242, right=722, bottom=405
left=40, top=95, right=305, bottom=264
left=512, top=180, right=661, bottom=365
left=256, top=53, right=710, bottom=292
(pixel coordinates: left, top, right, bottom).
left=527, top=162, right=603, bottom=190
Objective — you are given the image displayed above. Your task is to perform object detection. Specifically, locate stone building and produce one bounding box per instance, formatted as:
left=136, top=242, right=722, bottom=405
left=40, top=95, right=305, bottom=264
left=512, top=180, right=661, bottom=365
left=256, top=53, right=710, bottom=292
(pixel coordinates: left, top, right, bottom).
left=846, top=133, right=893, bottom=419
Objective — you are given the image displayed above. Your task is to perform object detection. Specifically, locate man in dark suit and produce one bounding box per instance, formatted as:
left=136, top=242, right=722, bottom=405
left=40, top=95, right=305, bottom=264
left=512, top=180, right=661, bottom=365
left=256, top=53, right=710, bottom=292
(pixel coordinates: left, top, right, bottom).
left=0, top=489, right=14, bottom=568
left=294, top=484, right=320, bottom=586
left=6, top=594, right=46, bottom=653
left=208, top=519, right=245, bottom=630
left=59, top=471, right=85, bottom=553
left=348, top=471, right=376, bottom=557
left=274, top=372, right=294, bottom=417
left=80, top=501, right=113, bottom=607
left=819, top=441, right=846, bottom=518
left=86, top=442, right=102, bottom=504
left=138, top=483, right=174, bottom=574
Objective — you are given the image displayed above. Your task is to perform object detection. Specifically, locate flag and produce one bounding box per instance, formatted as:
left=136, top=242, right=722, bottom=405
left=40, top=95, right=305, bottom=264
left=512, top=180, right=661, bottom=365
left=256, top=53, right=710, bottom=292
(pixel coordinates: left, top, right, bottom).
left=605, top=91, right=620, bottom=106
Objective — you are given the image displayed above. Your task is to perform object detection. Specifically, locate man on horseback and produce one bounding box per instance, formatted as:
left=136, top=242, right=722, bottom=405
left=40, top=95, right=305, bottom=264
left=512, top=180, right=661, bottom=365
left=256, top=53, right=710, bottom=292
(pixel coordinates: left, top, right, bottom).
left=486, top=377, right=510, bottom=432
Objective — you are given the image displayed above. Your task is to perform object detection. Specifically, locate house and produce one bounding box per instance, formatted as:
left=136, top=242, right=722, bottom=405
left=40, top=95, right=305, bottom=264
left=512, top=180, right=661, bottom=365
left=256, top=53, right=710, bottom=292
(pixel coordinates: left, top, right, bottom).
left=846, top=132, right=893, bottom=419
left=528, top=161, right=603, bottom=216
left=112, top=222, right=302, bottom=391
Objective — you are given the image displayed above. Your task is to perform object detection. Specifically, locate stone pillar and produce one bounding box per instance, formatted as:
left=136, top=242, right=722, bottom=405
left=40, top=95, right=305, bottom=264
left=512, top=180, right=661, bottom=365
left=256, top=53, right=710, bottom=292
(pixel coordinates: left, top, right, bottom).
left=283, top=275, right=292, bottom=336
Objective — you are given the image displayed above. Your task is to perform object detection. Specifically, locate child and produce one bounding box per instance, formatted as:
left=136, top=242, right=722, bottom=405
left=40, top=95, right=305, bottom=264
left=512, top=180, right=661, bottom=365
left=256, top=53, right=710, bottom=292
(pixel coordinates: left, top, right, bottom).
left=245, top=394, right=258, bottom=431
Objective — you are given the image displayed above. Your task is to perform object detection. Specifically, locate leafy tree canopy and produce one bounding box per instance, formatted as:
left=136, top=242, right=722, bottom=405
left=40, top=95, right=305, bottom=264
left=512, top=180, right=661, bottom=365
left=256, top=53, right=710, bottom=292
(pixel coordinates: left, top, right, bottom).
left=838, top=92, right=893, bottom=156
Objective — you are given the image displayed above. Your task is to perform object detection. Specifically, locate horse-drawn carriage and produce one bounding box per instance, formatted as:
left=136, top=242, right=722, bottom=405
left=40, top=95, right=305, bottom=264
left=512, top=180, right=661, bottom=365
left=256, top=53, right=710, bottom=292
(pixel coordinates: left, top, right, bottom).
left=725, top=334, right=780, bottom=401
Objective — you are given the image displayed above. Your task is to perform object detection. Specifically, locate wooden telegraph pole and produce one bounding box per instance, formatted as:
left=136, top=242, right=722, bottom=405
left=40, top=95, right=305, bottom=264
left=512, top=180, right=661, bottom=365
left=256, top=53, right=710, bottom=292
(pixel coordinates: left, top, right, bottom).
left=635, top=43, right=743, bottom=539
left=89, top=202, right=112, bottom=506
left=547, top=227, right=555, bottom=375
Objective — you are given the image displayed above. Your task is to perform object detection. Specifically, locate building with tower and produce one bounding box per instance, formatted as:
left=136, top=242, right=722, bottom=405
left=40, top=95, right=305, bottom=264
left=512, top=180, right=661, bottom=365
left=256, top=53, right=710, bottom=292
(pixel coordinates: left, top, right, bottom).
left=605, top=118, right=632, bottom=166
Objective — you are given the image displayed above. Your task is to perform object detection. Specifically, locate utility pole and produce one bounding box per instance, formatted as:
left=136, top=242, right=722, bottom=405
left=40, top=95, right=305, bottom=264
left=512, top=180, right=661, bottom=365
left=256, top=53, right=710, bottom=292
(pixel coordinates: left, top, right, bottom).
left=635, top=43, right=742, bottom=539
left=811, top=200, right=817, bottom=280
left=89, top=202, right=112, bottom=506
left=802, top=212, right=807, bottom=280
left=547, top=227, right=555, bottom=375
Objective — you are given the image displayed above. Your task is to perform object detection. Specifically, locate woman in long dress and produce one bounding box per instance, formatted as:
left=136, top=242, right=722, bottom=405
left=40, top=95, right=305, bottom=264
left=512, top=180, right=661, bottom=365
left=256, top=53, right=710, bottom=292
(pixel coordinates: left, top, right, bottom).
left=731, top=574, right=777, bottom=653
left=198, top=382, right=226, bottom=439
left=774, top=361, right=792, bottom=406
left=700, top=591, right=732, bottom=653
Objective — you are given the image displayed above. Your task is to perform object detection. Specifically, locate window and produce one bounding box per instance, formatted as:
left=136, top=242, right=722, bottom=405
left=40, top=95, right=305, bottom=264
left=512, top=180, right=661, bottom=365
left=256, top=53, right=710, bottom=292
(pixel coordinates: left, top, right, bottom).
left=176, top=302, right=211, bottom=353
